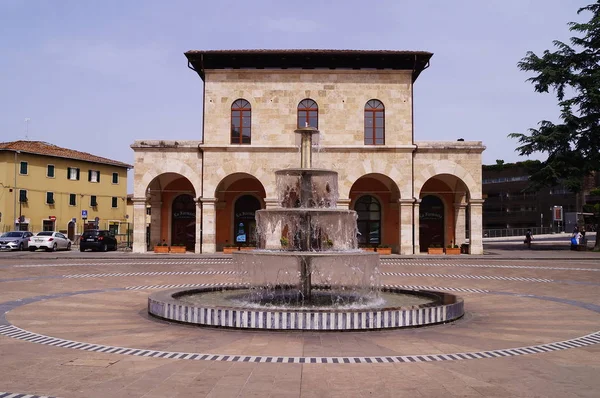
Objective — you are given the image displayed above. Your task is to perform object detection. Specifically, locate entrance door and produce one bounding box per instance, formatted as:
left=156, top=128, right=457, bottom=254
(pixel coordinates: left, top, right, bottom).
left=355, top=195, right=381, bottom=246
left=171, top=194, right=196, bottom=251
left=419, top=195, right=445, bottom=251
left=234, top=195, right=261, bottom=246
left=67, top=222, right=75, bottom=241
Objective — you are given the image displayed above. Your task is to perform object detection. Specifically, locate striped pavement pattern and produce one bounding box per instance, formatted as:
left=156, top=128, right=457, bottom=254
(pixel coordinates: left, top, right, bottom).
left=126, top=282, right=241, bottom=290
left=15, top=260, right=232, bottom=268
left=0, top=324, right=598, bottom=364
left=126, top=283, right=487, bottom=294
left=382, top=284, right=489, bottom=293
left=64, top=270, right=239, bottom=278
left=381, top=260, right=600, bottom=272
left=0, top=393, right=56, bottom=398
left=381, top=272, right=554, bottom=283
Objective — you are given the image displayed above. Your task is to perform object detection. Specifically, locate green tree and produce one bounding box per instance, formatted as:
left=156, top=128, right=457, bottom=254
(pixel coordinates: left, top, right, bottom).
left=509, top=2, right=600, bottom=249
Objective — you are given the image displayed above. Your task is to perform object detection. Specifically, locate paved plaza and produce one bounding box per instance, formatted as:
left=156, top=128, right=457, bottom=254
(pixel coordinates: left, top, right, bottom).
left=0, top=241, right=598, bottom=397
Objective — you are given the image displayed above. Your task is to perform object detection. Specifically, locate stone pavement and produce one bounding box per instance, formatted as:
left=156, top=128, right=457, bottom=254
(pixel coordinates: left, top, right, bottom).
left=0, top=247, right=598, bottom=397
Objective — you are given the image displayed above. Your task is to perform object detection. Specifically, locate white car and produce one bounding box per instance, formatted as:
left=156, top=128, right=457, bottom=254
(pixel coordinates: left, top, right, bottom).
left=29, top=231, right=72, bottom=252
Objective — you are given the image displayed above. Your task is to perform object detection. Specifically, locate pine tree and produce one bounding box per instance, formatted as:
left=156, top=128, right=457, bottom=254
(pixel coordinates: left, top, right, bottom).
left=509, top=2, right=600, bottom=249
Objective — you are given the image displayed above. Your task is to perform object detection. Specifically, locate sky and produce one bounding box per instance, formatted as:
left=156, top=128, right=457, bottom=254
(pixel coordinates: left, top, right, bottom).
left=0, top=0, right=593, bottom=193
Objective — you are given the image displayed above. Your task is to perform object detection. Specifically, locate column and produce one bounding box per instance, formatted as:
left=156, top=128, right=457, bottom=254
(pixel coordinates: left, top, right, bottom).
left=413, top=199, right=421, bottom=254
left=468, top=199, right=485, bottom=254
left=454, top=203, right=467, bottom=246
left=149, top=201, right=162, bottom=248
left=201, top=198, right=217, bottom=253
left=399, top=199, right=415, bottom=255
left=337, top=198, right=351, bottom=210
left=264, top=197, right=280, bottom=209
left=194, top=198, right=202, bottom=254
left=132, top=197, right=148, bottom=253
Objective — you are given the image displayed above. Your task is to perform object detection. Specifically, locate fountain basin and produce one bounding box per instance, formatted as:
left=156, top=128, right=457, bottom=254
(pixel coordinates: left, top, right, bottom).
left=148, top=286, right=464, bottom=331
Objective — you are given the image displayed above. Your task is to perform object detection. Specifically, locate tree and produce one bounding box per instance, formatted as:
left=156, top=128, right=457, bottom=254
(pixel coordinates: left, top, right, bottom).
left=509, top=2, right=600, bottom=249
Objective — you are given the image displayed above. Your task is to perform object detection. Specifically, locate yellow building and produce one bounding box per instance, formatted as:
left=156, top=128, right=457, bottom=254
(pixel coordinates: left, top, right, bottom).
left=0, top=141, right=132, bottom=239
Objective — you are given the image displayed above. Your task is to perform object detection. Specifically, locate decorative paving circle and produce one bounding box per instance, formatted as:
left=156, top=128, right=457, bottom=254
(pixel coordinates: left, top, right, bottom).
left=1, top=286, right=599, bottom=364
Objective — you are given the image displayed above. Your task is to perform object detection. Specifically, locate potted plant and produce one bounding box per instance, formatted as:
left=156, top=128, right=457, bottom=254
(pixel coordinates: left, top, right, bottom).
left=280, top=236, right=289, bottom=249
left=153, top=240, right=169, bottom=253
left=240, top=243, right=254, bottom=251
left=445, top=244, right=461, bottom=255
left=359, top=243, right=375, bottom=252
left=427, top=244, right=444, bottom=255
left=376, top=244, right=392, bottom=255
left=223, top=243, right=238, bottom=254
left=170, top=243, right=187, bottom=253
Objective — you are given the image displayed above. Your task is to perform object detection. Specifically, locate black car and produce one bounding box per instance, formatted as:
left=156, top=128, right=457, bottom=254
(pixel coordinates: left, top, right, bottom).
left=79, top=230, right=118, bottom=252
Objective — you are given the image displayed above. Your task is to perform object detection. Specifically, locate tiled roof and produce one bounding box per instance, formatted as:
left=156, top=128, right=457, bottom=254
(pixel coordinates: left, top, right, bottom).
left=185, top=49, right=433, bottom=56
left=185, top=49, right=433, bottom=82
left=0, top=141, right=133, bottom=168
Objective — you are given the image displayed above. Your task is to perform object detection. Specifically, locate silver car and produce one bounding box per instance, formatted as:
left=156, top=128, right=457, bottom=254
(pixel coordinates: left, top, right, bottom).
left=0, top=231, right=34, bottom=251
left=29, top=231, right=72, bottom=252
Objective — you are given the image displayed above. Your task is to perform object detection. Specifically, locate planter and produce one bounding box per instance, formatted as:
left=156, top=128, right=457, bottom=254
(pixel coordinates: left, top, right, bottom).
left=361, top=247, right=375, bottom=252
left=170, top=246, right=187, bottom=254
left=427, top=247, right=444, bottom=255
left=376, top=247, right=392, bottom=255
left=445, top=248, right=461, bottom=255
left=153, top=246, right=169, bottom=253
left=240, top=247, right=255, bottom=251
left=223, top=247, right=238, bottom=254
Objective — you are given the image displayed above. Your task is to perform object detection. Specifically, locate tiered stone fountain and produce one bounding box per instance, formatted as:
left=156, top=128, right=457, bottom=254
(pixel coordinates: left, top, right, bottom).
left=148, top=127, right=464, bottom=330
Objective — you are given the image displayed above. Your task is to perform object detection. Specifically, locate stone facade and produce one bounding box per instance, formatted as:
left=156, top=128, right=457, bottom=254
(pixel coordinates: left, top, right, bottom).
left=131, top=50, right=485, bottom=254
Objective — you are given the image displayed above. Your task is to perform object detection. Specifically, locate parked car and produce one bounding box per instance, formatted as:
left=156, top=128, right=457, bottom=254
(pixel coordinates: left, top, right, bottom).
left=79, top=229, right=118, bottom=252
left=29, top=231, right=71, bottom=252
left=0, top=231, right=34, bottom=251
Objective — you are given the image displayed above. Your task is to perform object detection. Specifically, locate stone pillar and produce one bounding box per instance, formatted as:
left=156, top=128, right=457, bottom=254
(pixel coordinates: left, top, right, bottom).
left=413, top=199, right=421, bottom=254
left=194, top=198, right=202, bottom=253
left=265, top=198, right=280, bottom=209
left=337, top=198, right=351, bottom=210
left=132, top=197, right=148, bottom=253
left=468, top=199, right=485, bottom=254
left=149, top=201, right=162, bottom=248
left=399, top=199, right=415, bottom=255
left=454, top=203, right=467, bottom=246
left=201, top=198, right=217, bottom=253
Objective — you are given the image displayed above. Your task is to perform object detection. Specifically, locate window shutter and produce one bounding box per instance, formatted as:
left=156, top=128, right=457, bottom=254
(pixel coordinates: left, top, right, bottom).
left=88, top=170, right=92, bottom=182
left=76, top=168, right=80, bottom=180
left=97, top=171, right=100, bottom=182
left=67, top=167, right=71, bottom=178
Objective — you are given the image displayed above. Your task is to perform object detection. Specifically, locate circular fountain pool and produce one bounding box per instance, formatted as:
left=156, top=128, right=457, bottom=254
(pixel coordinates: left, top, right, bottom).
left=148, top=126, right=465, bottom=331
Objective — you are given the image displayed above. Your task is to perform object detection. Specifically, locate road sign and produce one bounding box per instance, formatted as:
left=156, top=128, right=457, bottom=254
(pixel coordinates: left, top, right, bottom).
left=49, top=216, right=56, bottom=221
left=82, top=210, right=88, bottom=219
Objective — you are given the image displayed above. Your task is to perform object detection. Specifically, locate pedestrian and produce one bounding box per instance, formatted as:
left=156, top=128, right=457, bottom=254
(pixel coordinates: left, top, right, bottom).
left=524, top=229, right=533, bottom=249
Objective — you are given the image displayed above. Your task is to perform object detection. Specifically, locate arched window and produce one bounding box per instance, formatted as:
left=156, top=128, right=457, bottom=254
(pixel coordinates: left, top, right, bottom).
left=231, top=99, right=251, bottom=144
left=364, top=99, right=385, bottom=145
left=297, top=99, right=318, bottom=128
left=355, top=195, right=381, bottom=245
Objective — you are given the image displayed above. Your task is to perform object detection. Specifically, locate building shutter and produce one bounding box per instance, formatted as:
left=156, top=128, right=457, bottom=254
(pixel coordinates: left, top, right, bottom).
left=97, top=171, right=100, bottom=182
left=67, top=167, right=71, bottom=178
left=88, top=170, right=92, bottom=182
left=76, top=168, right=80, bottom=180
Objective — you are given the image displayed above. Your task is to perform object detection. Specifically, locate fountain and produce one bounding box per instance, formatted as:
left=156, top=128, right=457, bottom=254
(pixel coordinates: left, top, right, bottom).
left=148, top=127, right=464, bottom=330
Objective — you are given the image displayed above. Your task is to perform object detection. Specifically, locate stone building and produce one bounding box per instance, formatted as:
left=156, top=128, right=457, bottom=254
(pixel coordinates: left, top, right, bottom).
left=131, top=49, right=485, bottom=254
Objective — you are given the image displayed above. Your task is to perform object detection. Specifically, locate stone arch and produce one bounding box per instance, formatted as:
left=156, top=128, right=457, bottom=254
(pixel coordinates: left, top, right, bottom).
left=213, top=172, right=267, bottom=250
left=418, top=174, right=470, bottom=250
left=134, top=160, right=201, bottom=199
left=414, top=160, right=479, bottom=199
left=349, top=173, right=401, bottom=251
left=340, top=165, right=405, bottom=200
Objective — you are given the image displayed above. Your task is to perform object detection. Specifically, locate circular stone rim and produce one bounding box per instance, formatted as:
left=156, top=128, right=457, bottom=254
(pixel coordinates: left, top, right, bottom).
left=148, top=286, right=464, bottom=331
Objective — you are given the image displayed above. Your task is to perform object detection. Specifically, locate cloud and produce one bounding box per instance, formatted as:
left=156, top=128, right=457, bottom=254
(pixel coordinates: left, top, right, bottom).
left=261, top=17, right=320, bottom=33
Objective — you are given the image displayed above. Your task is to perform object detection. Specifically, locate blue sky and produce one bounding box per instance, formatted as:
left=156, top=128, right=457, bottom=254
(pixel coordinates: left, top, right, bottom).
left=0, top=0, right=592, bottom=193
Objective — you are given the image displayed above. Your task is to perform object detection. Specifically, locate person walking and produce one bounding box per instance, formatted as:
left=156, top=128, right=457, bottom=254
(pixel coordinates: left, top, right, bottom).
left=525, top=229, right=533, bottom=249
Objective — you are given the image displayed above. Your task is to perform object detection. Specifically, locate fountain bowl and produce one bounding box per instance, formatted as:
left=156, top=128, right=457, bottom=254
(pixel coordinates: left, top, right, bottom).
left=148, top=286, right=464, bottom=331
